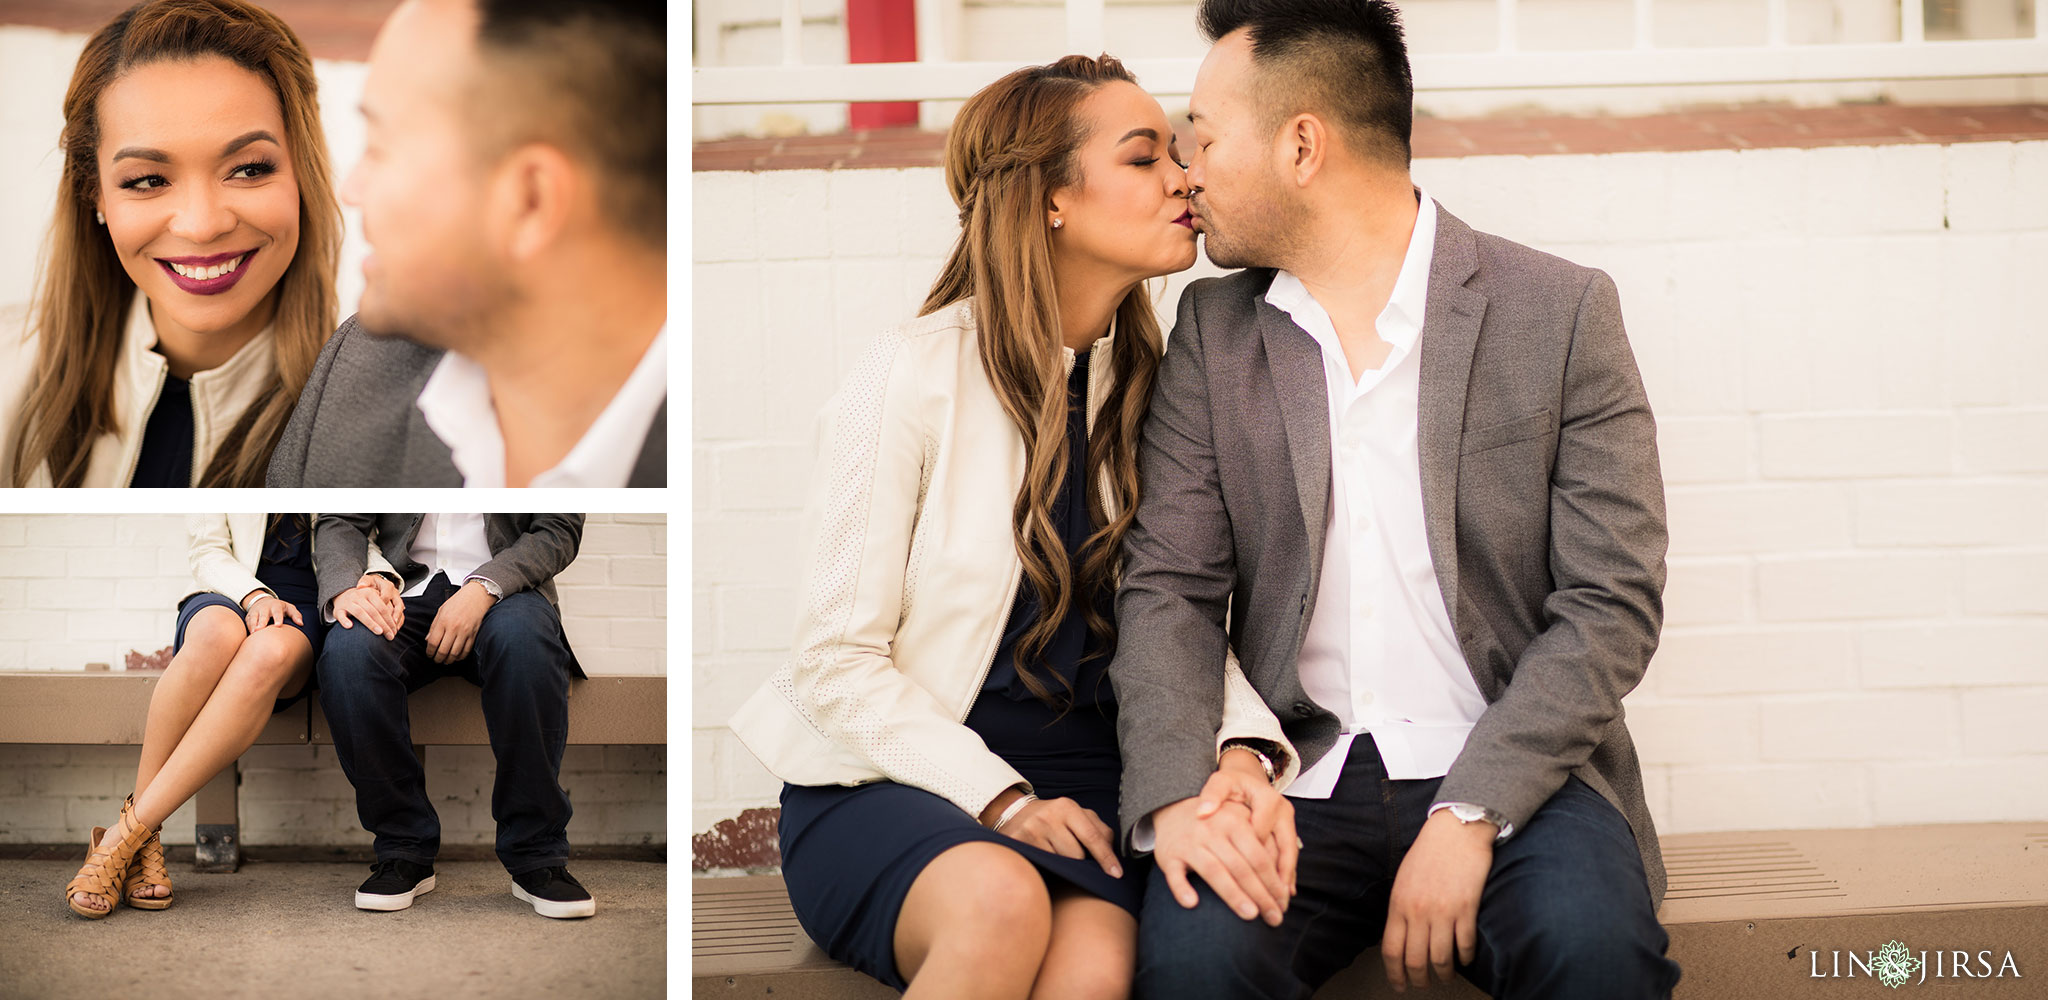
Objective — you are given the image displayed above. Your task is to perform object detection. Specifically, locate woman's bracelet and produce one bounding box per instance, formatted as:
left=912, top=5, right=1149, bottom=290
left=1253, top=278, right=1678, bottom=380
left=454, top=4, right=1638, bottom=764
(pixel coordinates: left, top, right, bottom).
left=992, top=793, right=1038, bottom=832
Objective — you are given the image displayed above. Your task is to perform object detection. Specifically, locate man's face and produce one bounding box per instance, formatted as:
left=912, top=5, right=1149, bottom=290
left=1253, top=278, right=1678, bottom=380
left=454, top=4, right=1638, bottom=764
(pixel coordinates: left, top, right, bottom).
left=1186, top=29, right=1303, bottom=270
left=343, top=0, right=504, bottom=348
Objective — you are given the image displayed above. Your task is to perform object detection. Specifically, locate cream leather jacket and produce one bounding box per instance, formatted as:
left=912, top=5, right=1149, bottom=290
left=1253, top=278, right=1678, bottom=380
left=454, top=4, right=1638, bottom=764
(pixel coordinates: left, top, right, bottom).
left=185, top=514, right=397, bottom=609
left=729, top=299, right=1298, bottom=822
left=0, top=290, right=276, bottom=487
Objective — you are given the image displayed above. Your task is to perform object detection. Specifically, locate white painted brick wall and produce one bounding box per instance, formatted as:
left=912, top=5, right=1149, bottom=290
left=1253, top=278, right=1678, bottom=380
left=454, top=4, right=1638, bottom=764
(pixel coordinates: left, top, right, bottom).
left=693, top=140, right=2048, bottom=840
left=0, top=514, right=666, bottom=846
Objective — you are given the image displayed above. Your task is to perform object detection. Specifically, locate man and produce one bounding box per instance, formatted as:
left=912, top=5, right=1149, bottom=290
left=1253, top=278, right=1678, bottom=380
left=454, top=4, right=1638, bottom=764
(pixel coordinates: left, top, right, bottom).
left=315, top=513, right=592, bottom=918
left=1110, top=1, right=1680, bottom=996
left=268, top=0, right=665, bottom=487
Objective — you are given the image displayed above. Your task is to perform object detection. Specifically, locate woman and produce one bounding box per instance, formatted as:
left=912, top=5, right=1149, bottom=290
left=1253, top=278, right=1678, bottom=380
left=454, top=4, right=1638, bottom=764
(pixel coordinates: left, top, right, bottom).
left=729, top=56, right=1299, bottom=999
left=65, top=515, right=401, bottom=918
left=0, top=0, right=341, bottom=487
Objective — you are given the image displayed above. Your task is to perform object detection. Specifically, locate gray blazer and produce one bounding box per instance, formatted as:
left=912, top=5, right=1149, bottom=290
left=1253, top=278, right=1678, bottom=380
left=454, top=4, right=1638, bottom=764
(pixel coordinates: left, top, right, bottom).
left=1111, top=203, right=1670, bottom=909
left=266, top=316, right=666, bottom=487
left=313, top=513, right=588, bottom=678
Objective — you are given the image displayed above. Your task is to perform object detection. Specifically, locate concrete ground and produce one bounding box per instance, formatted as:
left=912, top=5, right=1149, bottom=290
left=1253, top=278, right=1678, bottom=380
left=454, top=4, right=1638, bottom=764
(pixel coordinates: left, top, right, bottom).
left=0, top=859, right=665, bottom=1000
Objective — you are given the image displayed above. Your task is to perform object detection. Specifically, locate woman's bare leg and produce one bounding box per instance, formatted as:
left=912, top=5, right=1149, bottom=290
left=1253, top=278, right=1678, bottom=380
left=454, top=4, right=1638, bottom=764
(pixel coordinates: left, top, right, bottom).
left=1029, top=886, right=1137, bottom=1000
left=67, top=606, right=255, bottom=912
left=129, top=625, right=312, bottom=831
left=131, top=606, right=246, bottom=802
left=893, top=841, right=1053, bottom=1000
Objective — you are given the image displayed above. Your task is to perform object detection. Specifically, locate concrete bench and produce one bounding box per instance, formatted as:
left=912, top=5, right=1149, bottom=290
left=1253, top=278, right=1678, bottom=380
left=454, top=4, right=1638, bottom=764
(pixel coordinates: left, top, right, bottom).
left=693, top=823, right=2048, bottom=997
left=0, top=671, right=665, bottom=872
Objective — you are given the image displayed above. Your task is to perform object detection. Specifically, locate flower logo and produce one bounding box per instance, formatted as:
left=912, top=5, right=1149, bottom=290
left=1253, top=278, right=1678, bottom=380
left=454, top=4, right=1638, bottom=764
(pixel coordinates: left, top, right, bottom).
left=1874, top=940, right=1923, bottom=989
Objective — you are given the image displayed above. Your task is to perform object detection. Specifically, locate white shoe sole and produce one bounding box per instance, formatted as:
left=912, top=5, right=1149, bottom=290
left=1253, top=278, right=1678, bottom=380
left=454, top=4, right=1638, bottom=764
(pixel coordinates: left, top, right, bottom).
left=513, top=883, right=596, bottom=919
left=356, top=874, right=436, bottom=911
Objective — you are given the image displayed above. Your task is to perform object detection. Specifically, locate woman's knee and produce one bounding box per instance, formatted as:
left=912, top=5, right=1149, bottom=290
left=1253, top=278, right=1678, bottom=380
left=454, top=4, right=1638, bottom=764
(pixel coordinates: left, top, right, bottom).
left=220, top=629, right=310, bottom=697
left=909, top=842, right=1054, bottom=951
left=176, top=606, right=247, bottom=659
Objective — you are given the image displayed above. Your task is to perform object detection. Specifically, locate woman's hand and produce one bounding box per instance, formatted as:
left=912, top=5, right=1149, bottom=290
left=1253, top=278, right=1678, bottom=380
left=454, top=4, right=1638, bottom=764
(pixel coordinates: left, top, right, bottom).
left=243, top=594, right=302, bottom=632
left=333, top=584, right=401, bottom=639
left=982, top=792, right=1123, bottom=878
left=1197, top=749, right=1299, bottom=900
left=356, top=573, right=404, bottom=624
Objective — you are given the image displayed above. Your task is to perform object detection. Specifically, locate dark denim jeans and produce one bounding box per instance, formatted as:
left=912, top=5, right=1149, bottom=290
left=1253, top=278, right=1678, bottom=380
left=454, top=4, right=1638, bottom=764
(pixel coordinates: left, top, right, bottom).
left=317, top=572, right=575, bottom=875
left=1136, top=736, right=1680, bottom=999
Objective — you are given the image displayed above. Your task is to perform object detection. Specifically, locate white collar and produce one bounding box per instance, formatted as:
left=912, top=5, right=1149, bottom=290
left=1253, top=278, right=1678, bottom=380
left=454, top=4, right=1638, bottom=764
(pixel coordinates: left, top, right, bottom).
left=416, top=325, right=667, bottom=487
left=1264, top=186, right=1437, bottom=354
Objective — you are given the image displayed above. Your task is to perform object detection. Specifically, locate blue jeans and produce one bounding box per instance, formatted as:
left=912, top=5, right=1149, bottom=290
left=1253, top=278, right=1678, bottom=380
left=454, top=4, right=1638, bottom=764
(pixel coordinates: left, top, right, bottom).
left=1135, top=736, right=1680, bottom=999
left=316, top=573, right=576, bottom=875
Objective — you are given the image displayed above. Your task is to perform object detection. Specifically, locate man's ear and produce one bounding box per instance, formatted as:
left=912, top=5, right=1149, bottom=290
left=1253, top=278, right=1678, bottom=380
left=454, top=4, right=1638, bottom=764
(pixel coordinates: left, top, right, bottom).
left=1284, top=113, right=1328, bottom=188
left=488, top=143, right=581, bottom=263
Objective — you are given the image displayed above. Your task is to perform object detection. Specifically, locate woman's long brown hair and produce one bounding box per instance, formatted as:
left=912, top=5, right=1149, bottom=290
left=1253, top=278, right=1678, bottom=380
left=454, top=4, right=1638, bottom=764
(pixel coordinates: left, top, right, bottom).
left=9, top=0, right=340, bottom=487
left=920, top=54, right=1166, bottom=707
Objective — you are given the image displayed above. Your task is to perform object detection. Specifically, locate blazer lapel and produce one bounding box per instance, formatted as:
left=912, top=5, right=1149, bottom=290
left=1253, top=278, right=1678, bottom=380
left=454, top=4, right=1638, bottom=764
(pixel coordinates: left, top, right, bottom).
left=629, top=398, right=667, bottom=487
left=1417, top=204, right=1488, bottom=638
left=399, top=401, right=464, bottom=487
left=1255, top=294, right=1332, bottom=584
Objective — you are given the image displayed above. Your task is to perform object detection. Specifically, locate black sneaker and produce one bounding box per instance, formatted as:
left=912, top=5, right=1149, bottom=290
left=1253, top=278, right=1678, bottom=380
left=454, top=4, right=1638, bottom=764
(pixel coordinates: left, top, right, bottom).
left=355, top=858, right=436, bottom=911
left=511, top=866, right=595, bottom=919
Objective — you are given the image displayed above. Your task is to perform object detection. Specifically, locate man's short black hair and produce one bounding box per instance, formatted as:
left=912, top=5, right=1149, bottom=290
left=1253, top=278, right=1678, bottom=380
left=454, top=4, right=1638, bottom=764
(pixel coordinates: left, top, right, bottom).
left=473, top=0, right=666, bottom=246
left=1197, top=0, right=1413, bottom=167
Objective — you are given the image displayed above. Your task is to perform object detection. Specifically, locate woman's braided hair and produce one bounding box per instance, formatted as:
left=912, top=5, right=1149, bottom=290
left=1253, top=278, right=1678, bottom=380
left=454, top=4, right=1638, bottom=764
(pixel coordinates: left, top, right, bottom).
left=918, top=55, right=1165, bottom=709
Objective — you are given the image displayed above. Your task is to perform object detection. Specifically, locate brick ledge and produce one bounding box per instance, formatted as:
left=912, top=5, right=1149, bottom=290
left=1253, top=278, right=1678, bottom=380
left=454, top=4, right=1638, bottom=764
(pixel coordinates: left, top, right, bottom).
left=694, top=103, right=2048, bottom=171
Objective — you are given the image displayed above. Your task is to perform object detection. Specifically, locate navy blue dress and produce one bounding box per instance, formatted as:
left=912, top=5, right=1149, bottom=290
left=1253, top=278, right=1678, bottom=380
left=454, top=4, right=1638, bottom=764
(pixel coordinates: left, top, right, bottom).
left=172, top=514, right=325, bottom=714
left=129, top=375, right=193, bottom=487
left=778, top=351, right=1142, bottom=990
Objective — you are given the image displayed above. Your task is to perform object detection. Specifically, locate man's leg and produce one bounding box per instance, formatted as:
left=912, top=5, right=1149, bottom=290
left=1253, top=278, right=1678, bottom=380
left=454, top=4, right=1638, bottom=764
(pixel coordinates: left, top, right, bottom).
left=1134, top=739, right=1400, bottom=1000
left=318, top=590, right=447, bottom=864
left=468, top=591, right=575, bottom=874
left=1454, top=775, right=1681, bottom=999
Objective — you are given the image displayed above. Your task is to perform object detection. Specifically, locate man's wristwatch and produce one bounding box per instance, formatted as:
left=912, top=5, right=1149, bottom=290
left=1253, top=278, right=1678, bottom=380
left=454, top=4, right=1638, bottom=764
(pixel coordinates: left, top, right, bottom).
left=1220, top=740, right=1279, bottom=785
left=464, top=575, right=504, bottom=600
left=1431, top=801, right=1514, bottom=842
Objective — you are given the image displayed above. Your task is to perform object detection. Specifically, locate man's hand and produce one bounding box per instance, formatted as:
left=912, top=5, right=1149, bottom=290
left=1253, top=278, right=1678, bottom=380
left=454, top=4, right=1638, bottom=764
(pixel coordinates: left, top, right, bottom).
left=243, top=593, right=302, bottom=632
left=1150, top=784, right=1291, bottom=927
left=332, top=584, right=402, bottom=639
left=425, top=580, right=497, bottom=664
left=1381, top=808, right=1496, bottom=992
left=1198, top=748, right=1298, bottom=897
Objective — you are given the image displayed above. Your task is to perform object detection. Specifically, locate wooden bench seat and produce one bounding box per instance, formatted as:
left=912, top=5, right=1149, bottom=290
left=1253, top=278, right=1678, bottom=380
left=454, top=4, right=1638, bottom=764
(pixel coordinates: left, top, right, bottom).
left=0, top=671, right=665, bottom=872
left=693, top=823, right=2048, bottom=998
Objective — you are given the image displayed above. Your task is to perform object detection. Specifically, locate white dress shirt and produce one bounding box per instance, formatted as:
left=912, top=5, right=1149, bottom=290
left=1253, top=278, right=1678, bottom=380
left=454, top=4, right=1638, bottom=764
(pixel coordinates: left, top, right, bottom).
left=1264, top=190, right=1509, bottom=837
left=403, top=513, right=496, bottom=598
left=416, top=325, right=667, bottom=488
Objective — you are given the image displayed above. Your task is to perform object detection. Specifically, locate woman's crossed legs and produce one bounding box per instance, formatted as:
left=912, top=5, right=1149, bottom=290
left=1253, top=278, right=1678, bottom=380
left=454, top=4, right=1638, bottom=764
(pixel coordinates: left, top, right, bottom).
left=893, top=841, right=1137, bottom=1000
left=69, top=605, right=312, bottom=913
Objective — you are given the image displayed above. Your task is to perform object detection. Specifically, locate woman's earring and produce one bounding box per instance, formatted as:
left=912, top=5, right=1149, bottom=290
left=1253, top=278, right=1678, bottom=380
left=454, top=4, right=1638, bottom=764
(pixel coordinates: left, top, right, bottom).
left=94, top=210, right=105, bottom=225
left=1051, top=218, right=1063, bottom=230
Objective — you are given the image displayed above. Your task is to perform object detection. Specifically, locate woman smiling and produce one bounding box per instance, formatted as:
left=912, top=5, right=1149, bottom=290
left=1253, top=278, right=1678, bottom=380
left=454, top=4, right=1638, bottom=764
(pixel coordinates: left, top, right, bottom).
left=0, top=0, right=340, bottom=487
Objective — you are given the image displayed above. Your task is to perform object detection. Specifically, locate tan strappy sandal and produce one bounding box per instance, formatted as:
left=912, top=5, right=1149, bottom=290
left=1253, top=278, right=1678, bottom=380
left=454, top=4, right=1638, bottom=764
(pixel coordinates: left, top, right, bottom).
left=65, top=796, right=153, bottom=919
left=118, top=796, right=173, bottom=909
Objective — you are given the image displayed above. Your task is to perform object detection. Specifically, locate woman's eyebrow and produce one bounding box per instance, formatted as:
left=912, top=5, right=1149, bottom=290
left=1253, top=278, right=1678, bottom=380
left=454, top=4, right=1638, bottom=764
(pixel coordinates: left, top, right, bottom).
left=111, top=129, right=278, bottom=165
left=1117, top=127, right=1159, bottom=145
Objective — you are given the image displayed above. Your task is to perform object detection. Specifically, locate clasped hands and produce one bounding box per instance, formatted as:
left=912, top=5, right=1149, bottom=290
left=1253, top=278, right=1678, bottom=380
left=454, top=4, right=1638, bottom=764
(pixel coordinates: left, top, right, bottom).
left=1152, top=750, right=1500, bottom=994
left=328, top=573, right=498, bottom=664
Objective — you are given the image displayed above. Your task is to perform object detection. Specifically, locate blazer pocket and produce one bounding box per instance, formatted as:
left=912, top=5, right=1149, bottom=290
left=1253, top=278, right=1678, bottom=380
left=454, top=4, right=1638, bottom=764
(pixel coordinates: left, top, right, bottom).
left=1459, top=408, right=1556, bottom=456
